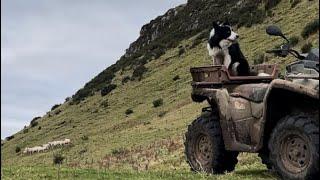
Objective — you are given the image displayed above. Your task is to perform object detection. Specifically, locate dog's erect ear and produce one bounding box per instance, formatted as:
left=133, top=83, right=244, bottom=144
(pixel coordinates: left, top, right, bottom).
left=212, top=21, right=219, bottom=28
left=223, top=21, right=230, bottom=26
left=222, top=17, right=230, bottom=26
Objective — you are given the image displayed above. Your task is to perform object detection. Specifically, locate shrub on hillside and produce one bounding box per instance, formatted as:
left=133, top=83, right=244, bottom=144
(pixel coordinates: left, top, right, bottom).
left=121, top=76, right=131, bottom=84
left=30, top=117, right=40, bottom=127
left=158, top=111, right=167, bottom=118
left=38, top=126, right=42, bottom=130
left=152, top=47, right=165, bottom=59
left=131, top=65, right=148, bottom=81
left=264, top=0, right=282, bottom=10
left=65, top=97, right=71, bottom=102
left=125, top=109, right=133, bottom=115
left=6, top=135, right=14, bottom=141
left=153, top=98, right=163, bottom=108
left=301, top=43, right=313, bottom=53
left=51, top=104, right=61, bottom=111
left=253, top=53, right=265, bottom=65
left=178, top=46, right=186, bottom=56
left=53, top=154, right=64, bottom=165
left=81, top=135, right=89, bottom=141
left=101, top=84, right=117, bottom=96
left=288, top=36, right=299, bottom=47
left=301, top=19, right=319, bottom=39
left=290, top=0, right=301, bottom=8
left=111, top=147, right=128, bottom=155
left=100, top=100, right=109, bottom=108
left=15, top=146, right=21, bottom=153
left=173, top=75, right=180, bottom=81
left=23, top=127, right=29, bottom=134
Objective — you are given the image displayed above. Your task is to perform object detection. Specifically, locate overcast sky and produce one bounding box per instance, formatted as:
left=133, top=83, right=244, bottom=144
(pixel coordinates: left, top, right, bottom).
left=1, top=0, right=186, bottom=139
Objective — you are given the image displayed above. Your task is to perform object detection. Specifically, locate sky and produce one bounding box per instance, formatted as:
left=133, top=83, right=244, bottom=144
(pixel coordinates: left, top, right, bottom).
left=1, top=0, right=187, bottom=139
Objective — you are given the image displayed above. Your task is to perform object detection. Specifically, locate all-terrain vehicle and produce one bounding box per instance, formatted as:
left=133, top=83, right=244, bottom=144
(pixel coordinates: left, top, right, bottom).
left=184, top=25, right=319, bottom=180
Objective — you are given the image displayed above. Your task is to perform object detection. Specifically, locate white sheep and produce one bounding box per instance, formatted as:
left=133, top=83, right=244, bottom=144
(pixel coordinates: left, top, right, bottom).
left=42, top=143, right=50, bottom=150
left=64, top=139, right=71, bottom=145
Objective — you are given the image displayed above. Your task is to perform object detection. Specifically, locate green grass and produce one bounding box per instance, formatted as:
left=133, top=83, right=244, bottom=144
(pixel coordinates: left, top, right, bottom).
left=1, top=0, right=319, bottom=179
left=2, top=154, right=277, bottom=180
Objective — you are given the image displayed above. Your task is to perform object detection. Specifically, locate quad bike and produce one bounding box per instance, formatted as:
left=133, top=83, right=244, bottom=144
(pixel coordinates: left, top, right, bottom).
left=184, top=25, right=319, bottom=180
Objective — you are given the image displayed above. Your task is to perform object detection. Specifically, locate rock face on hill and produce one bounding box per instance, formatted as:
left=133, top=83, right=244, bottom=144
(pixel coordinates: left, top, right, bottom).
left=125, top=0, right=263, bottom=57
left=72, top=0, right=266, bottom=103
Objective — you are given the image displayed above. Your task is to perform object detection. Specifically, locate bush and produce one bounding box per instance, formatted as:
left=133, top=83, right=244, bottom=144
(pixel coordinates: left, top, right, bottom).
left=100, top=100, right=109, bottom=108
left=53, top=154, right=64, bottom=165
left=38, top=126, right=42, bottom=130
left=51, top=104, right=61, bottom=111
left=301, top=19, right=319, bottom=39
left=30, top=117, right=40, bottom=127
left=15, top=146, right=21, bottom=153
left=253, top=53, right=265, bottom=65
left=23, top=125, right=29, bottom=133
left=290, top=0, right=301, bottom=8
left=81, top=135, right=89, bottom=141
left=288, top=36, right=299, bottom=47
left=125, top=109, right=133, bottom=115
left=121, top=76, right=131, bottom=84
left=5, top=135, right=14, bottom=141
left=178, top=47, right=185, bottom=56
left=173, top=75, right=180, bottom=81
left=158, top=111, right=167, bottom=118
left=131, top=65, right=148, bottom=81
left=101, top=84, right=117, bottom=96
left=111, top=147, right=128, bottom=155
left=23, top=128, right=29, bottom=133
left=65, top=97, right=71, bottom=102
left=264, top=0, right=282, bottom=10
left=153, top=98, right=163, bottom=108
left=301, top=42, right=313, bottom=53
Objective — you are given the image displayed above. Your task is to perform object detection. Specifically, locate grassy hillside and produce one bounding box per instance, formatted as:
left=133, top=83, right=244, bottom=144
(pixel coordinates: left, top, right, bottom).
left=2, top=0, right=319, bottom=179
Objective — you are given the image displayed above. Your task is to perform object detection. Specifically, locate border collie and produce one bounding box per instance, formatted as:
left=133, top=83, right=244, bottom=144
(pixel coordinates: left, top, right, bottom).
left=207, top=21, right=250, bottom=76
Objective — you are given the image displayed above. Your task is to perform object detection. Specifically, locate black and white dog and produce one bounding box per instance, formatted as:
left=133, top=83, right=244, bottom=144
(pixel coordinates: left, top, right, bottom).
left=207, top=21, right=250, bottom=76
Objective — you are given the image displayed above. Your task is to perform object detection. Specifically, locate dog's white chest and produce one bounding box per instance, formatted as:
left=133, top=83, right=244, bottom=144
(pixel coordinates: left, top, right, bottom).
left=208, top=45, right=232, bottom=68
left=223, top=53, right=231, bottom=68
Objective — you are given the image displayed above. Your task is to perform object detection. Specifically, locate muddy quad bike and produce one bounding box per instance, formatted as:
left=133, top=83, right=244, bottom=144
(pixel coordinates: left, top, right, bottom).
left=184, top=25, right=319, bottom=180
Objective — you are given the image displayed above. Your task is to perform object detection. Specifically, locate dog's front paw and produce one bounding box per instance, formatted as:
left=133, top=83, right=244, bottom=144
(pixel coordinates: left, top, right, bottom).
left=231, top=62, right=240, bottom=76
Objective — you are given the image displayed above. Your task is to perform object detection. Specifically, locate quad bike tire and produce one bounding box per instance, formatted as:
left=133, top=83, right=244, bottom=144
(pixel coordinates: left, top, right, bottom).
left=268, top=114, right=319, bottom=180
left=184, top=108, right=238, bottom=174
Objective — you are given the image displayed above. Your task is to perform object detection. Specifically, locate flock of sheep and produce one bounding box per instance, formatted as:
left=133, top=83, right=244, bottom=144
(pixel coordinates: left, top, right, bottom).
left=23, top=138, right=71, bottom=155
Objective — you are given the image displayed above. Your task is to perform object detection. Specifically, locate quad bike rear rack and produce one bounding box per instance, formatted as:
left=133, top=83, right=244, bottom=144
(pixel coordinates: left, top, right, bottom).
left=190, top=64, right=280, bottom=88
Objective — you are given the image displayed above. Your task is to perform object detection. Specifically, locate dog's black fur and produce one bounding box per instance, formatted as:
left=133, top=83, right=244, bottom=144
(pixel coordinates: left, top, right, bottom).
left=208, top=22, right=250, bottom=76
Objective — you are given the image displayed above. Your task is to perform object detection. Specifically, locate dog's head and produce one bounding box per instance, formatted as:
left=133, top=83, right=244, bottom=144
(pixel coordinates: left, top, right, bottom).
left=208, top=21, right=239, bottom=49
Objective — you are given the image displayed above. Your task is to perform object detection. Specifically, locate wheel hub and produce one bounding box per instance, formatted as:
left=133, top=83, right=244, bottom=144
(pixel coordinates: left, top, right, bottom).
left=195, top=134, right=213, bottom=163
left=280, top=134, right=311, bottom=174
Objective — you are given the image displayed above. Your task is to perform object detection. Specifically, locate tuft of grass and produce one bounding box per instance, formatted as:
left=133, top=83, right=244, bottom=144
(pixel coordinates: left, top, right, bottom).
left=51, top=104, right=61, bottom=111
left=152, top=98, right=163, bottom=108
left=290, top=0, right=301, bottom=8
left=158, top=111, right=167, bottom=118
left=301, top=42, right=313, bottom=53
left=288, top=36, right=299, bottom=47
left=253, top=53, right=265, bottom=65
left=301, top=19, right=319, bottom=39
left=53, top=154, right=64, bottom=165
left=173, top=75, right=180, bottom=81
left=178, top=46, right=186, bottom=56
left=15, top=146, right=21, bottom=153
left=81, top=135, right=89, bottom=141
left=5, top=135, right=14, bottom=141
left=101, top=84, right=117, bottom=97
left=122, top=76, right=131, bottom=84
left=125, top=109, right=134, bottom=115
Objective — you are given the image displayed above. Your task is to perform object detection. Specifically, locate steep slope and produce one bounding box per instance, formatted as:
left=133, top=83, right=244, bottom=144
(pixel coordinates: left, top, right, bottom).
left=2, top=0, right=319, bottom=175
